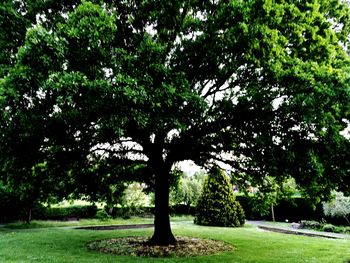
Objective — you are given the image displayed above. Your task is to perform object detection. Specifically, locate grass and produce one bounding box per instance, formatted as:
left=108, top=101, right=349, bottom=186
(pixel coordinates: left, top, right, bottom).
left=2, top=217, right=155, bottom=229
left=2, top=215, right=193, bottom=229
left=0, top=218, right=349, bottom=262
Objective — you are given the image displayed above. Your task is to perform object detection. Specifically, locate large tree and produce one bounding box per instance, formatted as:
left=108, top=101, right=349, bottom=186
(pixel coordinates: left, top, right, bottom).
left=1, top=0, right=350, bottom=245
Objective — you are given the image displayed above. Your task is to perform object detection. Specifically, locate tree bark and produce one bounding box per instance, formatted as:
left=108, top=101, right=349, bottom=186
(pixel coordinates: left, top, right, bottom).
left=271, top=204, right=275, bottom=222
left=149, top=167, right=176, bottom=245
left=26, top=208, right=32, bottom=224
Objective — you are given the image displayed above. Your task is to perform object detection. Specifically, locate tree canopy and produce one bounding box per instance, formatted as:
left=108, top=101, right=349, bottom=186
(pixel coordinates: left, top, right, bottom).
left=323, top=191, right=350, bottom=225
left=1, top=0, right=350, bottom=244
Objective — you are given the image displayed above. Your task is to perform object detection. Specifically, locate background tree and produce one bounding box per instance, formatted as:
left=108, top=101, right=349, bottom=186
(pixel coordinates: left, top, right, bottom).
left=170, top=171, right=205, bottom=210
left=122, top=182, right=149, bottom=216
left=323, top=192, right=350, bottom=225
left=195, top=167, right=245, bottom=227
left=232, top=174, right=298, bottom=221
left=0, top=180, right=22, bottom=223
left=1, top=0, right=350, bottom=245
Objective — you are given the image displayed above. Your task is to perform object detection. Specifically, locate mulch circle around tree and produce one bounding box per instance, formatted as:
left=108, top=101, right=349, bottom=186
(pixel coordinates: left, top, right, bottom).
left=87, top=236, right=234, bottom=257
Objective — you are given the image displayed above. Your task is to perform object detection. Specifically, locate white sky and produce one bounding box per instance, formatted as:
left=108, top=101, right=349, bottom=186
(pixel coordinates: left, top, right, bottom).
left=177, top=160, right=203, bottom=176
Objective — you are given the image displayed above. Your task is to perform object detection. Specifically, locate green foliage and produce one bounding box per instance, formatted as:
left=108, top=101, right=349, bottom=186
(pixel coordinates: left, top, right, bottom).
left=344, top=227, right=350, bottom=234
left=1, top=203, right=98, bottom=223
left=120, top=182, right=150, bottom=217
left=1, top=0, right=350, bottom=243
left=0, top=1, right=28, bottom=77
left=237, top=196, right=326, bottom=222
left=233, top=175, right=299, bottom=217
left=2, top=217, right=155, bottom=229
left=321, top=224, right=337, bottom=233
left=96, top=209, right=112, bottom=221
left=39, top=205, right=98, bottom=220
left=195, top=167, right=245, bottom=227
left=300, top=220, right=322, bottom=230
left=300, top=220, right=348, bottom=234
left=0, top=179, right=54, bottom=223
left=323, top=192, right=350, bottom=224
left=0, top=181, right=18, bottom=222
left=170, top=172, right=205, bottom=207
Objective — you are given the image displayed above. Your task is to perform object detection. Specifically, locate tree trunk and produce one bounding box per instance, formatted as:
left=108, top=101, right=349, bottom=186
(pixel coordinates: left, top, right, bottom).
left=149, top=168, right=176, bottom=245
left=271, top=204, right=275, bottom=222
left=26, top=208, right=32, bottom=224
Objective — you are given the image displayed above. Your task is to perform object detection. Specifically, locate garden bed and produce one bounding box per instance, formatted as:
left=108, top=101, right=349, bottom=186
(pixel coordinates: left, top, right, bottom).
left=88, top=236, right=234, bottom=257
left=258, top=225, right=346, bottom=239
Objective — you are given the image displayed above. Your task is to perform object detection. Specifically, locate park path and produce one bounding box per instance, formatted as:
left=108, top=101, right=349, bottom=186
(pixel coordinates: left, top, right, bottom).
left=247, top=220, right=350, bottom=239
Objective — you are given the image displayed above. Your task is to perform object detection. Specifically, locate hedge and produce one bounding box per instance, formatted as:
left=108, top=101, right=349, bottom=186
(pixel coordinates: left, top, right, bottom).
left=236, top=196, right=324, bottom=222
left=236, top=196, right=349, bottom=225
left=35, top=205, right=98, bottom=220
left=106, top=197, right=347, bottom=225
left=1, top=197, right=347, bottom=225
left=0, top=205, right=98, bottom=223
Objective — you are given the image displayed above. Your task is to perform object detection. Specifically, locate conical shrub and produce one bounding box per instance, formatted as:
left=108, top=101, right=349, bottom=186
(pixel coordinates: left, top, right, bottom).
left=194, top=166, right=245, bottom=227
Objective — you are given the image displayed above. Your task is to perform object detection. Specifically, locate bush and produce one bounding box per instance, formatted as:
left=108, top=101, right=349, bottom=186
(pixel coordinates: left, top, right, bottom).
left=0, top=183, right=46, bottom=223
left=194, top=167, right=245, bottom=227
left=300, top=220, right=321, bottom=230
left=96, top=209, right=111, bottom=221
left=322, top=224, right=336, bottom=232
left=170, top=173, right=204, bottom=208
left=323, top=192, right=350, bottom=225
left=236, top=195, right=325, bottom=222
left=300, top=221, right=347, bottom=234
left=36, top=205, right=98, bottom=220
left=107, top=206, right=154, bottom=218
left=332, top=226, right=344, bottom=233
left=235, top=201, right=246, bottom=226
left=343, top=227, right=350, bottom=234
left=170, top=204, right=195, bottom=216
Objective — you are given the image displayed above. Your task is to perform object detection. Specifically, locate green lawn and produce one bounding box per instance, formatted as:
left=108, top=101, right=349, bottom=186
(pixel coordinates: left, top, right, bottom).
left=0, top=218, right=349, bottom=263
left=2, top=217, right=155, bottom=229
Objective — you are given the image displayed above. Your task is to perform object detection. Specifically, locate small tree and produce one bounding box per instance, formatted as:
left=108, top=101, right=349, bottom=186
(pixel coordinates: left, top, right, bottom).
left=195, top=167, right=245, bottom=227
left=170, top=172, right=204, bottom=209
left=323, top=192, right=350, bottom=225
left=122, top=182, right=149, bottom=215
left=232, top=175, right=298, bottom=221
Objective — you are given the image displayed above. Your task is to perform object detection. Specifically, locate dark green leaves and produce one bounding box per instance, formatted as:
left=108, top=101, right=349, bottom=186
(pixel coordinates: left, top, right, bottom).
left=1, top=0, right=350, bottom=215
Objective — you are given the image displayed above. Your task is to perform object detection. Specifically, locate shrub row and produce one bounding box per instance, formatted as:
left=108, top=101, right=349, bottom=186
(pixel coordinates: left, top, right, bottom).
left=105, top=205, right=195, bottom=219
left=1, top=204, right=196, bottom=223
left=0, top=189, right=29, bottom=223
left=1, top=197, right=347, bottom=224
left=300, top=220, right=350, bottom=234
left=0, top=205, right=98, bottom=223
left=34, top=205, right=98, bottom=220
left=236, top=196, right=349, bottom=225
left=236, top=196, right=325, bottom=222
left=106, top=206, right=154, bottom=218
